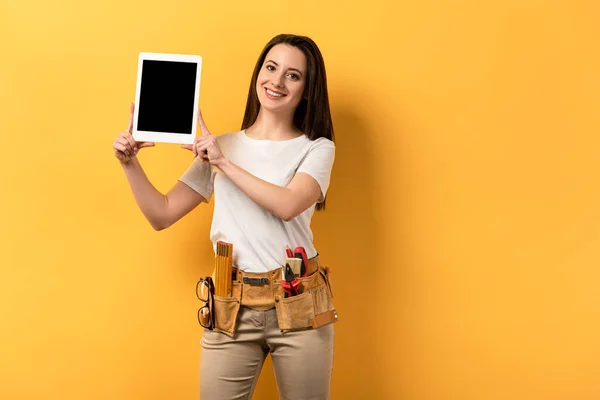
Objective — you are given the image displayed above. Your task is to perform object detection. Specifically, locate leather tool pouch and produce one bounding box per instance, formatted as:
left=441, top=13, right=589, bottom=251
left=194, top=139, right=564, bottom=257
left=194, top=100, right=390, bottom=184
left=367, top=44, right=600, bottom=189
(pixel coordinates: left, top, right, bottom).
left=207, top=263, right=338, bottom=337
left=209, top=269, right=280, bottom=337
left=274, top=266, right=338, bottom=333
left=211, top=280, right=241, bottom=337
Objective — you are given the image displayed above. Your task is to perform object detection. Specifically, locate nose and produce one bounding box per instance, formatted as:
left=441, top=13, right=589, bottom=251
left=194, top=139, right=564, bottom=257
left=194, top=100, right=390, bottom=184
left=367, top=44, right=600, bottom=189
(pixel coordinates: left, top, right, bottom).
left=272, top=71, right=285, bottom=88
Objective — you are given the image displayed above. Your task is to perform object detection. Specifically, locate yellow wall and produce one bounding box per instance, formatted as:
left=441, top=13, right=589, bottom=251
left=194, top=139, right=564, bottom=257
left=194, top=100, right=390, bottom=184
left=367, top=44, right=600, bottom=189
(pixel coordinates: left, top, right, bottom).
left=2, top=0, right=600, bottom=399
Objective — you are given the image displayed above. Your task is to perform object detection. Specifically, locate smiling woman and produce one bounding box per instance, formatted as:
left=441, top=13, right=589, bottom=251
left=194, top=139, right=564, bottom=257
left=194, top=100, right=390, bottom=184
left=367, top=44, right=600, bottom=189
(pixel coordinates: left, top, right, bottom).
left=112, top=33, right=338, bottom=400
left=242, top=34, right=334, bottom=147
left=257, top=46, right=307, bottom=109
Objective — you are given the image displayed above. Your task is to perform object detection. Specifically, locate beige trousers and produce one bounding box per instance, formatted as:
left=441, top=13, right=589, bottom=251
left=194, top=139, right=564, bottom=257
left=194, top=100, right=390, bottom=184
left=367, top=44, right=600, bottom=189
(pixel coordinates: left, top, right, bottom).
left=199, top=306, right=335, bottom=400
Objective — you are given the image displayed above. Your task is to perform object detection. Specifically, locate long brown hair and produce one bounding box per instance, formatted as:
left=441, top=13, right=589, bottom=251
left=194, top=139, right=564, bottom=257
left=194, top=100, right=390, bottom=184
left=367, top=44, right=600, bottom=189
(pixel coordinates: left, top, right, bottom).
left=241, top=34, right=334, bottom=211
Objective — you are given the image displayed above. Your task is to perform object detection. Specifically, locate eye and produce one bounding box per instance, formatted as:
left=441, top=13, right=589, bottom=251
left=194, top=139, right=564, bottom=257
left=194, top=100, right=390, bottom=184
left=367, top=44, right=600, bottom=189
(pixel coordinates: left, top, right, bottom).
left=287, top=73, right=300, bottom=81
left=266, top=64, right=276, bottom=72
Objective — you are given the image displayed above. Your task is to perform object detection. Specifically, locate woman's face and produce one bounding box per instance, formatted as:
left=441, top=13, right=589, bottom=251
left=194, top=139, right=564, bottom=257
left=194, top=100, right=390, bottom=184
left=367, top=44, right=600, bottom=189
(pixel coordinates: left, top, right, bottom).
left=255, top=44, right=307, bottom=115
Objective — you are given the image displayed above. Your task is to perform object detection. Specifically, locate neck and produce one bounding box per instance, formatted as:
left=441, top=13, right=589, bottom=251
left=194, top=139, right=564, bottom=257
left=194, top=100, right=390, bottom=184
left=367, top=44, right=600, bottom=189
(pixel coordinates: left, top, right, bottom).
left=246, top=108, right=301, bottom=140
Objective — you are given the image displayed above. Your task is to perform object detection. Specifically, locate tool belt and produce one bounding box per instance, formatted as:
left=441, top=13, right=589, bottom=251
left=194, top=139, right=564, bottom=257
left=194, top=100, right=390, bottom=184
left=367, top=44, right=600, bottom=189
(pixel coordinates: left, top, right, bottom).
left=202, top=255, right=338, bottom=337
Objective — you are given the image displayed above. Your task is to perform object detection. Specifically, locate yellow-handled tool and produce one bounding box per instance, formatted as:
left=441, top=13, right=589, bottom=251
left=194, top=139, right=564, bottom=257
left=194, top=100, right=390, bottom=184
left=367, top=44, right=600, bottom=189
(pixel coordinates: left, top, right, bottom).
left=215, top=241, right=233, bottom=297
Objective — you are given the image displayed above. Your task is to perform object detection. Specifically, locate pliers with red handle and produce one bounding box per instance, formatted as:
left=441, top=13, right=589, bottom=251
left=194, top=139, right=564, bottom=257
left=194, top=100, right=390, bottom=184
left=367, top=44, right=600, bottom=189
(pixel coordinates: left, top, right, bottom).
left=281, top=264, right=301, bottom=298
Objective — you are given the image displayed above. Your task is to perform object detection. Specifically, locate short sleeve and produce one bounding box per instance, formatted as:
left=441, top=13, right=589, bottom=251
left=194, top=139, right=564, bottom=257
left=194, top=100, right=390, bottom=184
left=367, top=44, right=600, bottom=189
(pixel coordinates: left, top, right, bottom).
left=296, top=138, right=335, bottom=202
left=178, top=157, right=215, bottom=202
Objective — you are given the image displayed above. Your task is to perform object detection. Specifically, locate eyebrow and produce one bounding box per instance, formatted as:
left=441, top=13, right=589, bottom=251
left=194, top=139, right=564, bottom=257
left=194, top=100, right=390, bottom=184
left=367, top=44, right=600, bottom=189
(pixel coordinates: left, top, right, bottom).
left=266, top=60, right=304, bottom=77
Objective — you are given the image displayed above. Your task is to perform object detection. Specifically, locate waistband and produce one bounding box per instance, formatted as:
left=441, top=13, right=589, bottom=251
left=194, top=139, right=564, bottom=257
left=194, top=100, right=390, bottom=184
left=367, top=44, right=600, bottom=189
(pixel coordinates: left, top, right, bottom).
left=233, top=255, right=320, bottom=280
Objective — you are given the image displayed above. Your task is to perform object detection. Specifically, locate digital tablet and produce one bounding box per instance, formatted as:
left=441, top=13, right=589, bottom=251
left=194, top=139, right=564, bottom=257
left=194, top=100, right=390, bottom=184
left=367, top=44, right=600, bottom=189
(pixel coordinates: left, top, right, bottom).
left=132, top=52, right=202, bottom=144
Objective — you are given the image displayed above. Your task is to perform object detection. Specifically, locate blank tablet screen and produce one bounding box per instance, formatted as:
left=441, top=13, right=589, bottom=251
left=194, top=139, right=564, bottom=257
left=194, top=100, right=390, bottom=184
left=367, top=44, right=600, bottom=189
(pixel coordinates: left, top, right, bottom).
left=137, top=60, right=198, bottom=134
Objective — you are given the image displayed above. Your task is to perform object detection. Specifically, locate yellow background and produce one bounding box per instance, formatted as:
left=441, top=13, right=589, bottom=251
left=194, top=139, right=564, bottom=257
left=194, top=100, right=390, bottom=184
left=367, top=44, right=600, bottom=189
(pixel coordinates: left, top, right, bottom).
left=2, top=0, right=600, bottom=399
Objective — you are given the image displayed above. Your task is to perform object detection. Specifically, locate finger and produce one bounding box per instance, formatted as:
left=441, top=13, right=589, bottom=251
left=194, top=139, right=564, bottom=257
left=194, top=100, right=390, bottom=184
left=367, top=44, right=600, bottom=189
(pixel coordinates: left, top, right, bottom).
left=194, top=137, right=213, bottom=152
left=181, top=144, right=193, bottom=152
left=127, top=103, right=135, bottom=133
left=138, top=142, right=155, bottom=148
left=117, top=137, right=134, bottom=155
left=197, top=143, right=210, bottom=153
left=195, top=136, right=211, bottom=144
left=124, top=133, right=137, bottom=152
left=117, top=136, right=132, bottom=149
left=113, top=142, right=131, bottom=157
left=113, top=139, right=130, bottom=154
left=197, top=109, right=210, bottom=137
left=197, top=144, right=211, bottom=158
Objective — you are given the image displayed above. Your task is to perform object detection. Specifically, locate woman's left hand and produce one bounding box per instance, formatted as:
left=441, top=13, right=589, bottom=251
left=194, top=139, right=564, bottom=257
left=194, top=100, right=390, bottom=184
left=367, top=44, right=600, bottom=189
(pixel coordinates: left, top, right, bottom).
left=182, top=110, right=225, bottom=164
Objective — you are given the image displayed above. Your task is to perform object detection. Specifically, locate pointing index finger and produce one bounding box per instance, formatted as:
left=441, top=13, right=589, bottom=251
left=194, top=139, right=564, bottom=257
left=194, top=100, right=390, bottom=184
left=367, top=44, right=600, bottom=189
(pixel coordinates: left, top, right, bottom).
left=127, top=102, right=135, bottom=133
left=197, top=109, right=210, bottom=136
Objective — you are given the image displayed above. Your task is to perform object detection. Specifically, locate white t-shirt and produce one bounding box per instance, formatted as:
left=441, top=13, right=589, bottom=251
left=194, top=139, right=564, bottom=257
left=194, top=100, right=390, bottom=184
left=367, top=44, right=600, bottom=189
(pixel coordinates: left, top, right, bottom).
left=178, top=130, right=335, bottom=273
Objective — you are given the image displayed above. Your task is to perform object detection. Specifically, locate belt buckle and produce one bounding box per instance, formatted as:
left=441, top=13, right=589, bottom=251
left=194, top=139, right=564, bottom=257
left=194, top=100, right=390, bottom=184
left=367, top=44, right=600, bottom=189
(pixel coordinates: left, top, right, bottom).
left=243, top=277, right=269, bottom=286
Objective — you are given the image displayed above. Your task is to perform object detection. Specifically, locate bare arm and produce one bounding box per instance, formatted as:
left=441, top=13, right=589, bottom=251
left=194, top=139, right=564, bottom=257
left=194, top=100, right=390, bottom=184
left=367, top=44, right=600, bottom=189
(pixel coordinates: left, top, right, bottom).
left=214, top=159, right=320, bottom=221
left=183, top=110, right=332, bottom=222
left=113, top=104, right=206, bottom=230
left=120, top=158, right=205, bottom=230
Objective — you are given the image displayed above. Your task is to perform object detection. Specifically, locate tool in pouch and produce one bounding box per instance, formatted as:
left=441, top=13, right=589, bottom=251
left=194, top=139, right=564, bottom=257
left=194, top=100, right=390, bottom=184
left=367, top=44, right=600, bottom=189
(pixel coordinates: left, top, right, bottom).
left=284, top=245, right=302, bottom=278
left=214, top=241, right=233, bottom=297
left=284, top=245, right=309, bottom=277
left=294, top=246, right=309, bottom=277
left=280, top=245, right=310, bottom=297
left=285, top=258, right=302, bottom=277
left=280, top=263, right=300, bottom=298
left=196, top=241, right=233, bottom=330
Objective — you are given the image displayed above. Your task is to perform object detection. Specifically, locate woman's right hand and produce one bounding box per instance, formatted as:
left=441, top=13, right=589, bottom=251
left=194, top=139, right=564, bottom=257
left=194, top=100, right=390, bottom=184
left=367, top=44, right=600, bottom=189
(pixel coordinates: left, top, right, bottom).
left=113, top=103, right=155, bottom=163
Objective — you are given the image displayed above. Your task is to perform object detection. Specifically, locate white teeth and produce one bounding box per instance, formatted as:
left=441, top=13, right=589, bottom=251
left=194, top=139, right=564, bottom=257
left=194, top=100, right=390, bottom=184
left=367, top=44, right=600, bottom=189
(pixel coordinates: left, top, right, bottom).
left=266, top=89, right=284, bottom=97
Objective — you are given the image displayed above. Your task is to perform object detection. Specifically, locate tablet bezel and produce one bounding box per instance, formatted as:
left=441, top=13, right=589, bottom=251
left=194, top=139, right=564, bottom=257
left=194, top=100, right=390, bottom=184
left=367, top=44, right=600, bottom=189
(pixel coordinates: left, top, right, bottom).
left=132, top=52, right=202, bottom=145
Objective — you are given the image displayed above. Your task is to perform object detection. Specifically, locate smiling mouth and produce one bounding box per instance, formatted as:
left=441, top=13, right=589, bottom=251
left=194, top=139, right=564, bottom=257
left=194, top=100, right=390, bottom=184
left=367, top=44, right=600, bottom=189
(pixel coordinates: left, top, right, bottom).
left=265, top=87, right=287, bottom=99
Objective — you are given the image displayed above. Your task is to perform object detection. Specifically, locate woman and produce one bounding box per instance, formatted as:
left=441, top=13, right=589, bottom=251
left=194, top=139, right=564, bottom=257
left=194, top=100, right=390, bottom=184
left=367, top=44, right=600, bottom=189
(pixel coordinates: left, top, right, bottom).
left=113, top=33, right=337, bottom=400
